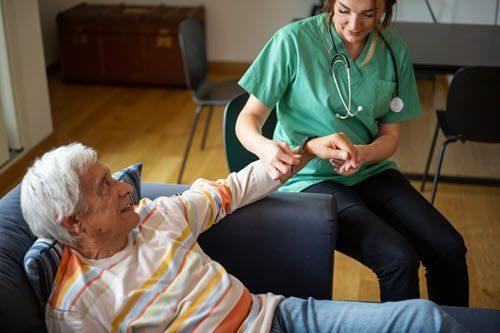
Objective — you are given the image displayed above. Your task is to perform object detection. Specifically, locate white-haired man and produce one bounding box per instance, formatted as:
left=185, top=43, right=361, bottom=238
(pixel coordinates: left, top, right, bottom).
left=21, top=138, right=464, bottom=332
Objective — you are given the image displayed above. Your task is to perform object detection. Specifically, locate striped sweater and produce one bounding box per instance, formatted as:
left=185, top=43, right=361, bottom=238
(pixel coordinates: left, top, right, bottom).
left=45, top=161, right=283, bottom=332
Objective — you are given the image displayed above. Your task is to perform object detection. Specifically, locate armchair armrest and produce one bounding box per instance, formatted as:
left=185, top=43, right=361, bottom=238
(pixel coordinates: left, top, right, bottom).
left=141, top=183, right=337, bottom=300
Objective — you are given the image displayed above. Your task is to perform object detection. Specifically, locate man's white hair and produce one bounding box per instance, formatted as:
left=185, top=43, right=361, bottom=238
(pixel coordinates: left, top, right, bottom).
left=20, top=143, right=97, bottom=245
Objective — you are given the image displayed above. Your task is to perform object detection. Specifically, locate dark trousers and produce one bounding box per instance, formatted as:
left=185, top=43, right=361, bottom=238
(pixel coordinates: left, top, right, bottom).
left=303, top=169, right=469, bottom=306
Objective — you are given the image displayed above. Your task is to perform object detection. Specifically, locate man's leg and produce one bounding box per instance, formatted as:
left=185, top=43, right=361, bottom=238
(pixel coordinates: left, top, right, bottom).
left=270, top=297, right=466, bottom=333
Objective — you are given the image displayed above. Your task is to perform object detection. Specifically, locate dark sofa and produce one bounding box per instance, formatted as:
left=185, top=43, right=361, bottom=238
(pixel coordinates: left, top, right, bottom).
left=1, top=182, right=499, bottom=332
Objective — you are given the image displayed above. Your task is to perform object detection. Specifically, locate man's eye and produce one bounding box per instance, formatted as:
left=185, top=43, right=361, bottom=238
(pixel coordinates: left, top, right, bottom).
left=364, top=13, right=373, bottom=18
left=103, top=180, right=109, bottom=188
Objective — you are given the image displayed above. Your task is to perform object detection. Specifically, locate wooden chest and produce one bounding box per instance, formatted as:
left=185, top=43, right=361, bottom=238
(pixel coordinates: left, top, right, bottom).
left=57, top=3, right=205, bottom=87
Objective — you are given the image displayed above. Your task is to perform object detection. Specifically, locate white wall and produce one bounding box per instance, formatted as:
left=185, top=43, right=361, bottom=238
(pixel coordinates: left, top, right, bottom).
left=397, top=0, right=500, bottom=24
left=0, top=0, right=22, bottom=151
left=38, top=0, right=500, bottom=66
left=0, top=0, right=52, bottom=156
left=38, top=0, right=312, bottom=65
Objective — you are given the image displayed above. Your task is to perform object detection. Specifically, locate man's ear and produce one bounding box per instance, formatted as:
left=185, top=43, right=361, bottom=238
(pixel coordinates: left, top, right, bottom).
left=60, top=215, right=85, bottom=236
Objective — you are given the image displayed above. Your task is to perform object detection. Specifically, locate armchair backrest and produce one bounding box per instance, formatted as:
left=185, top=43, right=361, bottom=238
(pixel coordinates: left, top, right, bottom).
left=223, top=92, right=278, bottom=172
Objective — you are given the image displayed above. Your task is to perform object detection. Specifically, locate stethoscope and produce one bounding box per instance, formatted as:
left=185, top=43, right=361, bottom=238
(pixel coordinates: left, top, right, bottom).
left=327, top=16, right=404, bottom=119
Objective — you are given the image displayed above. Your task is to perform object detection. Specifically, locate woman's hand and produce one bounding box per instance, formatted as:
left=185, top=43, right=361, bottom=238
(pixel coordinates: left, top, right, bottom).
left=305, top=132, right=359, bottom=166
left=330, top=145, right=370, bottom=176
left=257, top=137, right=301, bottom=180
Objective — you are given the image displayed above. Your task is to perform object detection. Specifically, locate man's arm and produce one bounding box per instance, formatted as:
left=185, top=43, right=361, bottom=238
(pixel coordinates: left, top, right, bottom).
left=170, top=160, right=292, bottom=239
left=169, top=132, right=354, bottom=239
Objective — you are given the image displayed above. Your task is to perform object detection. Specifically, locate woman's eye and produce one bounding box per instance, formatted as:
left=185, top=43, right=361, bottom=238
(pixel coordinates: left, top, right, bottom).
left=364, top=13, right=373, bottom=18
left=339, top=9, right=349, bottom=14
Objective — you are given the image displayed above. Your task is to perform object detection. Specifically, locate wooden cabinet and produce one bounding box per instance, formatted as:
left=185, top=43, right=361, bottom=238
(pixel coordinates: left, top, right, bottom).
left=57, top=3, right=205, bottom=87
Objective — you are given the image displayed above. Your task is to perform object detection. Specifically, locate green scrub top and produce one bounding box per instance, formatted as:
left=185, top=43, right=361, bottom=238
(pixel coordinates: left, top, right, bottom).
left=239, top=14, right=421, bottom=192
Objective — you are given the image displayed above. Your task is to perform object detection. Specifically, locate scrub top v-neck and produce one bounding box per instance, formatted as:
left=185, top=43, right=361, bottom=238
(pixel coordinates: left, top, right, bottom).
left=239, top=14, right=421, bottom=192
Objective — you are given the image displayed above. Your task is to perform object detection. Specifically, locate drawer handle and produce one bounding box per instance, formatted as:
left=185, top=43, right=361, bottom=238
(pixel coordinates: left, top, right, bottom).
left=73, top=33, right=88, bottom=45
left=156, top=36, right=172, bottom=48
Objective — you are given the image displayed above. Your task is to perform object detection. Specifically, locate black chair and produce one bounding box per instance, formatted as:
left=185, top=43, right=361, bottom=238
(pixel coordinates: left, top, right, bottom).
left=223, top=92, right=277, bottom=172
left=420, top=67, right=500, bottom=204
left=177, top=18, right=244, bottom=183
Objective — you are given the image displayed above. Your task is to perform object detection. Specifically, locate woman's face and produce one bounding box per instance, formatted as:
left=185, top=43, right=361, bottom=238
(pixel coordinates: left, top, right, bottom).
left=332, top=0, right=384, bottom=45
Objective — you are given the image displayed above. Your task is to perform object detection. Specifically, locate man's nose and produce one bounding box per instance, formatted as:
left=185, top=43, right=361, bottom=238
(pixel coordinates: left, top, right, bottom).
left=118, top=181, right=133, bottom=197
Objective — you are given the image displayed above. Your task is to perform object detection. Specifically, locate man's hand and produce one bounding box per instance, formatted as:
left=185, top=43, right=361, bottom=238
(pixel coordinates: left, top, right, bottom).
left=304, top=132, right=359, bottom=167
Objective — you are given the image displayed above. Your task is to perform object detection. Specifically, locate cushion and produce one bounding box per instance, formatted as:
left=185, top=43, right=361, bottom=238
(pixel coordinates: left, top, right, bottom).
left=22, top=163, right=142, bottom=313
left=0, top=185, right=44, bottom=332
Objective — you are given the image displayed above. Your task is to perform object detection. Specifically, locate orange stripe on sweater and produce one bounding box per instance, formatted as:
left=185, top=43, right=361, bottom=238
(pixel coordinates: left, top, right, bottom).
left=48, top=246, right=80, bottom=307
left=215, top=288, right=253, bottom=333
left=176, top=196, right=189, bottom=219
left=211, top=181, right=232, bottom=214
left=192, top=284, right=233, bottom=333
left=140, top=206, right=157, bottom=226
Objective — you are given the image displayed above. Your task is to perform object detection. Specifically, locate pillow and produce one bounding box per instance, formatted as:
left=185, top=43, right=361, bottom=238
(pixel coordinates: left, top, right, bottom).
left=23, top=163, right=142, bottom=312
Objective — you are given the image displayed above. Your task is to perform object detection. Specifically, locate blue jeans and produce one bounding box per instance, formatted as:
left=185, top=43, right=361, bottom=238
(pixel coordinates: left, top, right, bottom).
left=270, top=297, right=466, bottom=333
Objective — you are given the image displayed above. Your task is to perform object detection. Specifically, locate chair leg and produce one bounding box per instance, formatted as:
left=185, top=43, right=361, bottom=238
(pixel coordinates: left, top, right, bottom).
left=177, top=105, right=203, bottom=184
left=430, top=138, right=456, bottom=205
left=200, top=106, right=213, bottom=150
left=420, top=122, right=440, bottom=191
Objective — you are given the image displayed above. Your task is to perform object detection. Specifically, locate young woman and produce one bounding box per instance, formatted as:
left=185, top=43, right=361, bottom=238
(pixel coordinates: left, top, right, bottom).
left=236, top=0, right=469, bottom=306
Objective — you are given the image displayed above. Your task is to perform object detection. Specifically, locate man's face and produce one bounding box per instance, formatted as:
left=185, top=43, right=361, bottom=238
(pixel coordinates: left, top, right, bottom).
left=76, top=161, right=140, bottom=250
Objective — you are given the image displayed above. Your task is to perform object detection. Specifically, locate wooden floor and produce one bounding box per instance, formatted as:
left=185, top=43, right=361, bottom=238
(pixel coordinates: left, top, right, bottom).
left=1, top=69, right=499, bottom=309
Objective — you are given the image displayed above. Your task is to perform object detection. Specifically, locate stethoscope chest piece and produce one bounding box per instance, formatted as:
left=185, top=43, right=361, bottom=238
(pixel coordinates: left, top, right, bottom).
left=389, top=97, right=404, bottom=113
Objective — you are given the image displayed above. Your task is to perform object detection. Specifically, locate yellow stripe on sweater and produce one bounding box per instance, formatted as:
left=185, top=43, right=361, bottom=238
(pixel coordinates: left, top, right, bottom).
left=165, top=268, right=225, bottom=333
left=200, top=188, right=216, bottom=229
left=111, top=226, right=192, bottom=331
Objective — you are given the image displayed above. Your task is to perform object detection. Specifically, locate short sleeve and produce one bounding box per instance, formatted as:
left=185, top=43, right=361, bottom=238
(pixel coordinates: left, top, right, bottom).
left=238, top=28, right=297, bottom=110
left=379, top=45, right=421, bottom=124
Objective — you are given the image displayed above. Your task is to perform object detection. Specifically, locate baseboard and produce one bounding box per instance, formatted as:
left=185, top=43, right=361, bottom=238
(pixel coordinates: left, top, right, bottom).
left=0, top=133, right=56, bottom=197
left=405, top=172, right=500, bottom=187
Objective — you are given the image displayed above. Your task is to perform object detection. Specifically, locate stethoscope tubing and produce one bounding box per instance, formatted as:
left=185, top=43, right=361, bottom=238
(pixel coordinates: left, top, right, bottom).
left=327, top=13, right=401, bottom=118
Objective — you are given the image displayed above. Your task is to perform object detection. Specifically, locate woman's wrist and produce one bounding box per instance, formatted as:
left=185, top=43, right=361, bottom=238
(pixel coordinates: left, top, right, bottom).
left=253, top=136, right=272, bottom=159
left=355, top=145, right=372, bottom=165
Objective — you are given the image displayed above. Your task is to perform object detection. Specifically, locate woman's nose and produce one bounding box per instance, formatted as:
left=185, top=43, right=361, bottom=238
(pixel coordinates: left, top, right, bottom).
left=349, top=15, right=361, bottom=30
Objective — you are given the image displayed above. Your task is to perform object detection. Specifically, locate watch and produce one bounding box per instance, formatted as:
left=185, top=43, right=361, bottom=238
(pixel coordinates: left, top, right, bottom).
left=297, top=136, right=317, bottom=155
left=291, top=136, right=317, bottom=174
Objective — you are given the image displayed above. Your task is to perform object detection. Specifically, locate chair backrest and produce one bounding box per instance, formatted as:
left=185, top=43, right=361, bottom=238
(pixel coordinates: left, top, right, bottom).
left=446, top=67, right=500, bottom=143
left=223, top=93, right=278, bottom=172
left=178, top=18, right=207, bottom=91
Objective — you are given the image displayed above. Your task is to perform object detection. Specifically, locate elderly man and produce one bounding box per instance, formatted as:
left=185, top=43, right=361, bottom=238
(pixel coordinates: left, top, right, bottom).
left=20, top=138, right=464, bottom=332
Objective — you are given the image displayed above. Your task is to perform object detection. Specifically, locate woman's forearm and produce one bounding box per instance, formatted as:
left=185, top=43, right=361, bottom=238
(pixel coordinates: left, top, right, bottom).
left=235, top=110, right=269, bottom=157
left=358, top=133, right=399, bottom=165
